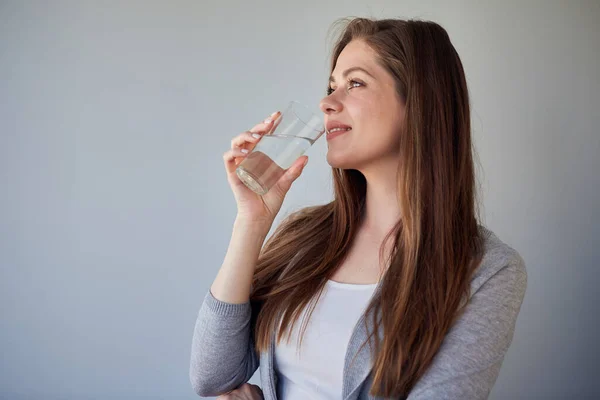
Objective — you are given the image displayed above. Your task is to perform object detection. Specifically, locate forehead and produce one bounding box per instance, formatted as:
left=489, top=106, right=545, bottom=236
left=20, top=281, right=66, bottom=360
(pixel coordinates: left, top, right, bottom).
left=333, top=40, right=380, bottom=73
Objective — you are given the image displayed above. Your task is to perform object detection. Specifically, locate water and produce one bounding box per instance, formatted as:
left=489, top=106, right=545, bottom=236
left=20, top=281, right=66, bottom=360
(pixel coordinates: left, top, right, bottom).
left=236, top=134, right=316, bottom=195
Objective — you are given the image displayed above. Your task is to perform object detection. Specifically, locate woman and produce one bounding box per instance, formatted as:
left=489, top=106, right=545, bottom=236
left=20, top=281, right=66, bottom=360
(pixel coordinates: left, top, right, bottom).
left=190, top=17, right=527, bottom=400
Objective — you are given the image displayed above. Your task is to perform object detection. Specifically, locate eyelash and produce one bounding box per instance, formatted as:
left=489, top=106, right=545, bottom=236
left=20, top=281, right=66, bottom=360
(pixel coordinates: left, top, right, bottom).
left=326, top=78, right=364, bottom=95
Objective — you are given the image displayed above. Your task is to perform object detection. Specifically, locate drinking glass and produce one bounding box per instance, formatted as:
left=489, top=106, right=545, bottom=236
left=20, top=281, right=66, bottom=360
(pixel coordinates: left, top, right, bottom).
left=235, top=101, right=325, bottom=195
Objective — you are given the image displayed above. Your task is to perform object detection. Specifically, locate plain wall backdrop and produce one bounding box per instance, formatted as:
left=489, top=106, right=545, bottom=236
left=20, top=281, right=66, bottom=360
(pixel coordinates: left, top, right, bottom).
left=1, top=0, right=599, bottom=399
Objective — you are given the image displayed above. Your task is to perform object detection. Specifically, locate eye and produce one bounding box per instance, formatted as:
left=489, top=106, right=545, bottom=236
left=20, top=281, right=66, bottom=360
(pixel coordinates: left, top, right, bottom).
left=326, top=79, right=364, bottom=95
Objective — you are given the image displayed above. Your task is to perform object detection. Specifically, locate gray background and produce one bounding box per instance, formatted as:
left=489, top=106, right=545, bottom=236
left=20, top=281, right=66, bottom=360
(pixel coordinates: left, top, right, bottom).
left=1, top=0, right=599, bottom=399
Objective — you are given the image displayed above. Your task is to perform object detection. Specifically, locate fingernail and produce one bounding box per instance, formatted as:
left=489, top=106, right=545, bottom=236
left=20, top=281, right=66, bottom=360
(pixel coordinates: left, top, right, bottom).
left=252, top=133, right=261, bottom=139
left=264, top=111, right=279, bottom=123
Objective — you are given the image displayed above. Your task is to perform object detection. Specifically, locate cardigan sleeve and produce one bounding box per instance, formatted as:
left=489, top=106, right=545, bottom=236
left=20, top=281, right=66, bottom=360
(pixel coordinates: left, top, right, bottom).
left=407, top=253, right=527, bottom=399
left=189, top=288, right=261, bottom=397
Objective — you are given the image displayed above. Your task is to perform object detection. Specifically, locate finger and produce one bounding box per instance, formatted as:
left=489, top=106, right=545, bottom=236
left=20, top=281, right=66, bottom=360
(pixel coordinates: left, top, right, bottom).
left=285, top=155, right=309, bottom=180
left=269, top=156, right=308, bottom=197
left=223, top=111, right=282, bottom=177
left=249, top=111, right=281, bottom=134
left=233, top=111, right=282, bottom=155
left=223, top=148, right=250, bottom=174
left=269, top=111, right=282, bottom=131
left=230, top=131, right=262, bottom=150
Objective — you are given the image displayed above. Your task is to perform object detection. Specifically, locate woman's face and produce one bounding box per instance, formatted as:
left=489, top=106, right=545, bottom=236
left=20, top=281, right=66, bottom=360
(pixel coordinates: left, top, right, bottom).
left=319, top=40, right=405, bottom=171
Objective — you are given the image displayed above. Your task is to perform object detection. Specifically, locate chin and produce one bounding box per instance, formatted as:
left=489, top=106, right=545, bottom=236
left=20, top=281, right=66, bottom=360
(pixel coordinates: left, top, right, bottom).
left=326, top=150, right=360, bottom=170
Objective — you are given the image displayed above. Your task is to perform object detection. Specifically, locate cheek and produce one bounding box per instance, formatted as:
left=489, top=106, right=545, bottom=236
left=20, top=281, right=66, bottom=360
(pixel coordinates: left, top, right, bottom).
left=358, top=114, right=402, bottom=158
left=362, top=129, right=400, bottom=157
left=325, top=96, right=403, bottom=168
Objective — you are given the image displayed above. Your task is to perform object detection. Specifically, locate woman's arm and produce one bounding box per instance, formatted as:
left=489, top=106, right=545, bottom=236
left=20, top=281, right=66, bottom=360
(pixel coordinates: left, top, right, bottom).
left=189, top=217, right=271, bottom=397
left=407, top=254, right=528, bottom=399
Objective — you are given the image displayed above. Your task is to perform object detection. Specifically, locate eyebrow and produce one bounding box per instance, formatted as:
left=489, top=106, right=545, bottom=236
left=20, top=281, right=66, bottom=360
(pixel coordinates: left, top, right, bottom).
left=328, top=66, right=375, bottom=83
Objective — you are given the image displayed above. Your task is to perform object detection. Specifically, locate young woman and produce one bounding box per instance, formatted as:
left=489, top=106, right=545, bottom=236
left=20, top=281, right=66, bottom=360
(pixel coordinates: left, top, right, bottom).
left=190, top=17, right=527, bottom=400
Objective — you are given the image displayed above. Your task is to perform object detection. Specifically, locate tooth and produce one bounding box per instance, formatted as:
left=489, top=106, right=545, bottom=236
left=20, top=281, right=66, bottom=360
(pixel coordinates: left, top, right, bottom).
left=329, top=127, right=350, bottom=132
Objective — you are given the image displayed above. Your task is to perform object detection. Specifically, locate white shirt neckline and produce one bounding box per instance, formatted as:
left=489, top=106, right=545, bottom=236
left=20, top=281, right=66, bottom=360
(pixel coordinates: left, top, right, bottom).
left=326, top=279, right=378, bottom=290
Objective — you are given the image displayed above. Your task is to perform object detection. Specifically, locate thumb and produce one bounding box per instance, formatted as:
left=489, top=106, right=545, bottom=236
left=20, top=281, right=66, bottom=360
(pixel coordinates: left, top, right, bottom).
left=272, top=156, right=309, bottom=193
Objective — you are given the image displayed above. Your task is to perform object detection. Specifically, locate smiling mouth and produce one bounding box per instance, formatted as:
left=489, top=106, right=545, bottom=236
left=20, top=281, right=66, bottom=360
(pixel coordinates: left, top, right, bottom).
left=326, top=127, right=352, bottom=135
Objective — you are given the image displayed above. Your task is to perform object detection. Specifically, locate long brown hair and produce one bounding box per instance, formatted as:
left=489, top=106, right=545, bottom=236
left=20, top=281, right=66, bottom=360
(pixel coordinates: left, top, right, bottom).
left=250, top=17, right=486, bottom=398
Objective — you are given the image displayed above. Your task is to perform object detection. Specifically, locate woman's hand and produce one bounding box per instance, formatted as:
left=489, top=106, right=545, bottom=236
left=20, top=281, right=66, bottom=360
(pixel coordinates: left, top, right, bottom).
left=223, top=111, right=309, bottom=226
left=216, top=383, right=264, bottom=399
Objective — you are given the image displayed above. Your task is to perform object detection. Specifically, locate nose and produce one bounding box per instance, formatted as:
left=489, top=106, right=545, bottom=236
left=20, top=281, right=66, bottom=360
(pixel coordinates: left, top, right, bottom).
left=319, top=93, right=343, bottom=115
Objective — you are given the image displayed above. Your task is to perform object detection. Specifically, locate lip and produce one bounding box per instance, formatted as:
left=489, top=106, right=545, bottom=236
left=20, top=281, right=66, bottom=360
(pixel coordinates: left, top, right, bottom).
left=326, top=128, right=350, bottom=141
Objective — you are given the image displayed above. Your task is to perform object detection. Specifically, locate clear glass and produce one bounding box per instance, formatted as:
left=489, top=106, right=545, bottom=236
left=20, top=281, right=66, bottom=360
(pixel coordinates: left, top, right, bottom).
left=235, top=101, right=325, bottom=195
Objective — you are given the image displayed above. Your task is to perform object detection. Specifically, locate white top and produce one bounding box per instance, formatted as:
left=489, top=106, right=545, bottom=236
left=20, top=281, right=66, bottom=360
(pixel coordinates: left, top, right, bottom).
left=273, top=279, right=378, bottom=400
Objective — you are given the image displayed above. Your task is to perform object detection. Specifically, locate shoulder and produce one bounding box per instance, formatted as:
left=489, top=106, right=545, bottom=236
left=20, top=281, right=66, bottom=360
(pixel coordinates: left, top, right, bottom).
left=469, top=225, right=528, bottom=300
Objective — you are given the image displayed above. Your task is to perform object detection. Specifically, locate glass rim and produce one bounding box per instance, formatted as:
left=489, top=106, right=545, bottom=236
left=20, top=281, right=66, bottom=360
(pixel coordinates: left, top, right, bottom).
left=288, top=100, right=324, bottom=133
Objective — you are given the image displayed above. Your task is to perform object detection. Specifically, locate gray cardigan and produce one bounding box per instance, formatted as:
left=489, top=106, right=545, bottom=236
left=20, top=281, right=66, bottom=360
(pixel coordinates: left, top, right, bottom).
left=189, top=226, right=527, bottom=399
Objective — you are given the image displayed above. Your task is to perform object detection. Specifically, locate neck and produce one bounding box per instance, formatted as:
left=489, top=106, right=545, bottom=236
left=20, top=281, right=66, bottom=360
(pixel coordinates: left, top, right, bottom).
left=359, top=167, right=402, bottom=239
